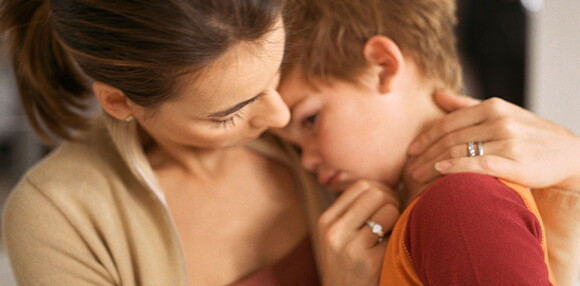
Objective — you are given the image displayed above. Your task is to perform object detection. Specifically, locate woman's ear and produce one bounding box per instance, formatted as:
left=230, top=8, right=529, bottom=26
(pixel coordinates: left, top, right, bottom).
left=363, top=36, right=405, bottom=94
left=93, top=81, right=135, bottom=121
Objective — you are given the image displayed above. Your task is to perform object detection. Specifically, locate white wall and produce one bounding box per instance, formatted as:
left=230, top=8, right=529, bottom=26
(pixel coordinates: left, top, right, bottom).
left=527, top=3, right=580, bottom=285
left=527, top=0, right=580, bottom=135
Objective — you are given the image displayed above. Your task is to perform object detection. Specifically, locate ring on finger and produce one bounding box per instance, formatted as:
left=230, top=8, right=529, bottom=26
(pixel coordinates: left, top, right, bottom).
left=467, top=141, right=484, bottom=157
left=366, top=220, right=386, bottom=243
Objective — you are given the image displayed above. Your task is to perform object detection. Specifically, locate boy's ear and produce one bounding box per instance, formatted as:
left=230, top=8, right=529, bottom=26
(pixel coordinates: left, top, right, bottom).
left=363, top=36, right=404, bottom=94
left=93, top=81, right=135, bottom=121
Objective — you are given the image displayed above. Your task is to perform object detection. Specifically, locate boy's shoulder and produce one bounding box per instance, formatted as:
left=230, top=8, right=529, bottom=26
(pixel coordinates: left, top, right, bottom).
left=427, top=172, right=503, bottom=193
left=421, top=172, right=523, bottom=202
left=413, top=173, right=531, bottom=218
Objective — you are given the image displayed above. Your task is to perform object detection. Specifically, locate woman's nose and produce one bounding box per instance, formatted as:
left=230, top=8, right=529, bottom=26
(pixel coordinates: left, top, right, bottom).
left=250, top=90, right=290, bottom=129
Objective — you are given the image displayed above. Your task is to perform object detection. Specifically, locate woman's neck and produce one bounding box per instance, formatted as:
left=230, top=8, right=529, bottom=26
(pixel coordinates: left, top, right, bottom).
left=145, top=138, right=244, bottom=181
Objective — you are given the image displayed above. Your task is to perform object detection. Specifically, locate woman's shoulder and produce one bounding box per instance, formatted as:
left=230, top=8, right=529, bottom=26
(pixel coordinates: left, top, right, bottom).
left=7, top=125, right=133, bottom=211
left=25, top=137, right=121, bottom=190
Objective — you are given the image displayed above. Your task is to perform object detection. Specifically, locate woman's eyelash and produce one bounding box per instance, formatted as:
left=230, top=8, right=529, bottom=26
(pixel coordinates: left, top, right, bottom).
left=212, top=113, right=244, bottom=129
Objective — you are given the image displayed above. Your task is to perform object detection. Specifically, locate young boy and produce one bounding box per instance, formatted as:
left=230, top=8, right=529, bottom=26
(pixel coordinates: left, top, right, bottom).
left=277, top=0, right=557, bottom=285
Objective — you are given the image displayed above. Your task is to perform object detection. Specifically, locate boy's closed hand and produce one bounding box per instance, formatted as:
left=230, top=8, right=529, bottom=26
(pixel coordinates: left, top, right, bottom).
left=406, top=91, right=580, bottom=191
left=318, top=180, right=400, bottom=286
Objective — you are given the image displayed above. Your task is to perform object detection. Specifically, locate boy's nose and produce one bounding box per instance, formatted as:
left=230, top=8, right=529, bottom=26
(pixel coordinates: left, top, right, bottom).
left=300, top=143, right=321, bottom=172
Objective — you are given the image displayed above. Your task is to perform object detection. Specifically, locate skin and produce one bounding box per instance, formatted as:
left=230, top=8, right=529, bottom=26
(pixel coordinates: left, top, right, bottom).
left=93, top=19, right=310, bottom=285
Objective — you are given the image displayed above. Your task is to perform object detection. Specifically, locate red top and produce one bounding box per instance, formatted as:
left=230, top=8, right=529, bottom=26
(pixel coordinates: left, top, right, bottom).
left=405, top=173, right=552, bottom=285
left=231, top=237, right=320, bottom=286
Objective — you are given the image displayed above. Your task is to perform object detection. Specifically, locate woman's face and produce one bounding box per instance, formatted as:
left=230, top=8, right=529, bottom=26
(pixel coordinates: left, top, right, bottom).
left=133, top=19, right=289, bottom=150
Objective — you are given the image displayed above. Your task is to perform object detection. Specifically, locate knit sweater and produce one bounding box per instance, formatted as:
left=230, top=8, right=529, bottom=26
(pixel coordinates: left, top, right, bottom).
left=2, top=114, right=333, bottom=285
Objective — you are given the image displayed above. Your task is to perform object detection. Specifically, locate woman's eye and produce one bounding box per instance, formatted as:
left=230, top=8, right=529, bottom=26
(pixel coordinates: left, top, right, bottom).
left=302, top=114, right=318, bottom=129
left=212, top=113, right=243, bottom=129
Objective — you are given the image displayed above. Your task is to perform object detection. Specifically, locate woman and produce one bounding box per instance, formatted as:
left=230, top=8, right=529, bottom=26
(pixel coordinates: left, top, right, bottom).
left=1, top=1, right=328, bottom=285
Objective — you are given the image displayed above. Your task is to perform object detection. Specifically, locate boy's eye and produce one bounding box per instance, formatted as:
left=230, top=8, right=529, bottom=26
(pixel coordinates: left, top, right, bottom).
left=302, top=114, right=318, bottom=129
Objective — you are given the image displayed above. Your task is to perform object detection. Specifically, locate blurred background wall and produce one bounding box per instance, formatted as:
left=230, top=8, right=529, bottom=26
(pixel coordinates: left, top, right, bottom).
left=1, top=0, right=579, bottom=285
left=527, top=0, right=580, bottom=135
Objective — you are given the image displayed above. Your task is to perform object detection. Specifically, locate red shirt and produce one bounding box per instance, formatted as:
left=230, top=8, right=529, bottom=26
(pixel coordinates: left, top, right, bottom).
left=380, top=173, right=555, bottom=285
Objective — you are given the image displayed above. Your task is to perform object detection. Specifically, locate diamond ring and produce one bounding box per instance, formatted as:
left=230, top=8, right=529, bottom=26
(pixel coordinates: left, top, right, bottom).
left=366, top=220, right=386, bottom=243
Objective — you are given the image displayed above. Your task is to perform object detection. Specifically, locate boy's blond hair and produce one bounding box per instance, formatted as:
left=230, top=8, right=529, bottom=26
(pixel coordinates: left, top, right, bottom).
left=284, top=0, right=462, bottom=92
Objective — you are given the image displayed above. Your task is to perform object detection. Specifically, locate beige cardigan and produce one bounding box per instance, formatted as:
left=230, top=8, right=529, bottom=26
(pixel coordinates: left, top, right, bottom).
left=2, top=115, right=333, bottom=285
left=3, top=115, right=579, bottom=285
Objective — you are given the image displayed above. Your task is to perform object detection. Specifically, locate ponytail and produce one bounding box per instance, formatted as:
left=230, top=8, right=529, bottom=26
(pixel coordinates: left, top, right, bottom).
left=1, top=0, right=91, bottom=145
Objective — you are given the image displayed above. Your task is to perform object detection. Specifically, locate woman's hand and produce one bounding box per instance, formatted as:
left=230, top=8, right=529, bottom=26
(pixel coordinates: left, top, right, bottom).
left=318, top=180, right=400, bottom=286
left=407, top=92, right=580, bottom=191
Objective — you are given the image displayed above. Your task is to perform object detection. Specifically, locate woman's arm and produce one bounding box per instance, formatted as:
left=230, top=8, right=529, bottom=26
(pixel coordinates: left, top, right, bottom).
left=533, top=188, right=580, bottom=286
left=2, top=180, right=115, bottom=286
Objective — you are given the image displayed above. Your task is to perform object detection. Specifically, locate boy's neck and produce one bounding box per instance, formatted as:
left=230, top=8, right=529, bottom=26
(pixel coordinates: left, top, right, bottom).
left=400, top=85, right=450, bottom=206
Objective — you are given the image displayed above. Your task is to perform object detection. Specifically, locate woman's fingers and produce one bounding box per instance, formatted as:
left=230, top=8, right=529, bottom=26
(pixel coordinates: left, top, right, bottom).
left=408, top=102, right=488, bottom=155
left=410, top=140, right=511, bottom=183
left=319, top=180, right=400, bottom=248
left=358, top=203, right=400, bottom=248
left=319, top=180, right=374, bottom=227
left=408, top=97, right=518, bottom=156
left=433, top=91, right=480, bottom=112
left=318, top=180, right=400, bottom=286
left=408, top=119, right=511, bottom=173
left=321, top=181, right=399, bottom=248
left=328, top=190, right=391, bottom=245
left=408, top=93, right=580, bottom=191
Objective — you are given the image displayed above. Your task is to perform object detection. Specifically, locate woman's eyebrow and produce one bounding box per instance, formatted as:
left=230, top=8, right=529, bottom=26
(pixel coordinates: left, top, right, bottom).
left=205, top=92, right=264, bottom=118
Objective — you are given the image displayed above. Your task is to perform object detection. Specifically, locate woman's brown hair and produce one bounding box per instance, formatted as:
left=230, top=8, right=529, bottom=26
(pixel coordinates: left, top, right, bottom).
left=0, top=0, right=283, bottom=144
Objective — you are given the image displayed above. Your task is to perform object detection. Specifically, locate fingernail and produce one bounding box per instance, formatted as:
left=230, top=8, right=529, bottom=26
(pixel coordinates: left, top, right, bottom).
left=407, top=142, right=422, bottom=155
left=434, top=161, right=452, bottom=172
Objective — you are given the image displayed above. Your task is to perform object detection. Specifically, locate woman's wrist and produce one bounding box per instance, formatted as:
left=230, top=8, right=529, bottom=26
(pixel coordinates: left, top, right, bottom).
left=555, top=134, right=580, bottom=192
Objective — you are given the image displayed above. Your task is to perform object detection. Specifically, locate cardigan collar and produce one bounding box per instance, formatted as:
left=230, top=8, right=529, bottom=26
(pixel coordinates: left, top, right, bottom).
left=104, top=114, right=167, bottom=205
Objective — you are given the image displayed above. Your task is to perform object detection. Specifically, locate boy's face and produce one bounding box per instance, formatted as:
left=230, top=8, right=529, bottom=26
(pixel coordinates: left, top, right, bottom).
left=275, top=68, right=425, bottom=191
